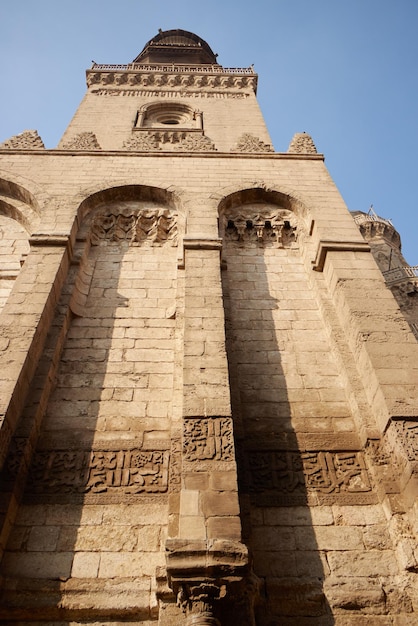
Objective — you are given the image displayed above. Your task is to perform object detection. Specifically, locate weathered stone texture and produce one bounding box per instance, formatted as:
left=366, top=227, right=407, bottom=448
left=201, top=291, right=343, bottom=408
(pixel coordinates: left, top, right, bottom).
left=0, top=27, right=417, bottom=626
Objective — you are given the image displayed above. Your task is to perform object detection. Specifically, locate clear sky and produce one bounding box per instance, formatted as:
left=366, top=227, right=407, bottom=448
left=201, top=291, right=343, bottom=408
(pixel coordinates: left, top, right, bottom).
left=1, top=0, right=417, bottom=264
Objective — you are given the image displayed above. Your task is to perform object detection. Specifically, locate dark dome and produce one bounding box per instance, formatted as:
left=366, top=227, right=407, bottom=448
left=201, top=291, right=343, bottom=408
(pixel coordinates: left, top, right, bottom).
left=133, top=29, right=218, bottom=65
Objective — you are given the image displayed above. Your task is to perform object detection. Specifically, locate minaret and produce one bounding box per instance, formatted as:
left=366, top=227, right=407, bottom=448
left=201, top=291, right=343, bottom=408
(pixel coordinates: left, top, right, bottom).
left=0, top=29, right=417, bottom=625
left=353, top=208, right=418, bottom=338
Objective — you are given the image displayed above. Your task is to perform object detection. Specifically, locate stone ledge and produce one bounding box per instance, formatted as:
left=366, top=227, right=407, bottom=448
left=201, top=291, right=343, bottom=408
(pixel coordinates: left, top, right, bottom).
left=312, top=240, right=370, bottom=272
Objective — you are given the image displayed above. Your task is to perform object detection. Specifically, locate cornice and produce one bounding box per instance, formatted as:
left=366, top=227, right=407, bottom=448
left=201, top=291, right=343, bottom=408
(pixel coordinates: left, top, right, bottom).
left=0, top=149, right=324, bottom=160
left=86, top=65, right=258, bottom=93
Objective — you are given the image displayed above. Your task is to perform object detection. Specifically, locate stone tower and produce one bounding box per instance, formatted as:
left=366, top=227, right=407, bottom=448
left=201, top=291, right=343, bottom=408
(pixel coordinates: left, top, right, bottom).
left=0, top=29, right=417, bottom=625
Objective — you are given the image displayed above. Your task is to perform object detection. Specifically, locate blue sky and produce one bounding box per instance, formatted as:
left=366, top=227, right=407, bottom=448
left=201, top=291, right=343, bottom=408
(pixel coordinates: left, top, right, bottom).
left=1, top=0, right=417, bottom=264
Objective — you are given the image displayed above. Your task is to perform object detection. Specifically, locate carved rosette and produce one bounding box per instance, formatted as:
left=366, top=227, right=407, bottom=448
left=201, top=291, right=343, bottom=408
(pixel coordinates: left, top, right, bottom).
left=90, top=208, right=178, bottom=246
left=221, top=206, right=297, bottom=247
left=0, top=130, right=44, bottom=150
left=233, top=133, right=274, bottom=153
left=61, top=132, right=101, bottom=150
left=287, top=132, right=318, bottom=154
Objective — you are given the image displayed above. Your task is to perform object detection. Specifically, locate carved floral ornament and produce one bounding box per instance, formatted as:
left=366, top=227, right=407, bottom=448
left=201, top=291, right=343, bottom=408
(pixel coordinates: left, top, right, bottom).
left=220, top=204, right=297, bottom=246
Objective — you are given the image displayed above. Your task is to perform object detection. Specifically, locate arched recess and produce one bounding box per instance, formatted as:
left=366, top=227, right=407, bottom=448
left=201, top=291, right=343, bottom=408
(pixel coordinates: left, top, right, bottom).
left=218, top=186, right=355, bottom=622
left=0, top=177, right=41, bottom=314
left=0, top=183, right=183, bottom=612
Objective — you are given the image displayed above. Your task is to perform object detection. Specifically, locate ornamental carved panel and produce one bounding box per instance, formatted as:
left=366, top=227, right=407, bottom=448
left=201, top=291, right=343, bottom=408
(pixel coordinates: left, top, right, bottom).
left=90, top=207, right=178, bottom=245
left=183, top=417, right=234, bottom=462
left=247, top=450, right=375, bottom=505
left=220, top=205, right=297, bottom=247
left=25, top=448, right=169, bottom=501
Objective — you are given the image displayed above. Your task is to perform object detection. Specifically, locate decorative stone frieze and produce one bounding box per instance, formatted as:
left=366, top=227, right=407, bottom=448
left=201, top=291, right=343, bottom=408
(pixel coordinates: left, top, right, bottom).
left=19, top=446, right=169, bottom=501
left=0, top=130, right=44, bottom=150
left=221, top=206, right=297, bottom=247
left=92, top=88, right=250, bottom=99
left=61, top=131, right=101, bottom=150
left=90, top=207, right=178, bottom=245
left=287, top=132, right=318, bottom=154
left=183, top=416, right=234, bottom=462
left=246, top=449, right=374, bottom=505
left=233, top=133, right=274, bottom=153
left=124, top=130, right=216, bottom=151
left=87, top=69, right=257, bottom=93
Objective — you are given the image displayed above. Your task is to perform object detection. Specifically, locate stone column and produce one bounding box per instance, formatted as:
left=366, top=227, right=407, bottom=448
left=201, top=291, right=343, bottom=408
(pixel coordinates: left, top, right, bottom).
left=165, top=236, right=250, bottom=624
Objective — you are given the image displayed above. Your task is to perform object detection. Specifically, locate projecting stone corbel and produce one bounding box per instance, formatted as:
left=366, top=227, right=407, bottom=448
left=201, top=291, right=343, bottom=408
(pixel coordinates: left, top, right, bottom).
left=312, top=239, right=370, bottom=271
left=178, top=235, right=223, bottom=268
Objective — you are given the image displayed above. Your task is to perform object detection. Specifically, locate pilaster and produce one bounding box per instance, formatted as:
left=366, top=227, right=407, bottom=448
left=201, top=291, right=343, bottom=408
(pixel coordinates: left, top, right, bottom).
left=165, top=235, right=250, bottom=624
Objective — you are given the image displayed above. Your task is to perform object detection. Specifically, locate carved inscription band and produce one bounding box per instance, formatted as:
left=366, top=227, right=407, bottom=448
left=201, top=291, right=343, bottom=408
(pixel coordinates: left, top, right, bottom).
left=247, top=449, right=375, bottom=505
left=26, top=449, right=169, bottom=495
left=183, top=417, right=234, bottom=462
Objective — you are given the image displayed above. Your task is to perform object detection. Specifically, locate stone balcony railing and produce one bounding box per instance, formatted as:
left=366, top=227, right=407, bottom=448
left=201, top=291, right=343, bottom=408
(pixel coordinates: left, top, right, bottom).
left=352, top=213, right=393, bottom=227
left=382, top=265, right=418, bottom=284
left=90, top=63, right=255, bottom=74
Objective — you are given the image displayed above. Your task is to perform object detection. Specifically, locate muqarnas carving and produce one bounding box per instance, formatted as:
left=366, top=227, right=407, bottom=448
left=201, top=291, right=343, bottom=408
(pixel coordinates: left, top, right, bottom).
left=183, top=417, right=234, bottom=462
left=221, top=205, right=297, bottom=247
left=26, top=449, right=169, bottom=496
left=91, top=207, right=178, bottom=245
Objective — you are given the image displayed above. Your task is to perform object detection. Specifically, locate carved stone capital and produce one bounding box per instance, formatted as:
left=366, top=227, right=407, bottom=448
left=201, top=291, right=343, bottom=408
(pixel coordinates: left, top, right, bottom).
left=178, top=582, right=224, bottom=625
left=166, top=538, right=251, bottom=625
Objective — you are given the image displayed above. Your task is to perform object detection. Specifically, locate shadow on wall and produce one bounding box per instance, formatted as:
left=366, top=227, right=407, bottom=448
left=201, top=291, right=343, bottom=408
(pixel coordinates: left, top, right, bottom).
left=220, top=188, right=335, bottom=625
left=0, top=185, right=180, bottom=620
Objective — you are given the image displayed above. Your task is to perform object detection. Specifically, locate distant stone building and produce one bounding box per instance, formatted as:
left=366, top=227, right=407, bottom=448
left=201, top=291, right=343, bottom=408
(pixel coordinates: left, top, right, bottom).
left=0, top=29, right=417, bottom=626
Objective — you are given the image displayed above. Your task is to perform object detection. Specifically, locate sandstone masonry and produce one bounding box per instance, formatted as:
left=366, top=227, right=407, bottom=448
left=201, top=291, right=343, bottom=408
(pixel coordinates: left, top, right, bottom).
left=0, top=29, right=417, bottom=626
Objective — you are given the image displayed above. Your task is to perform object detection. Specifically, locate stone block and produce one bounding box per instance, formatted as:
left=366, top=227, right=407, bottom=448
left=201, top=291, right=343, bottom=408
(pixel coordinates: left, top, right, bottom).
left=295, top=526, right=363, bottom=551
left=201, top=491, right=240, bottom=517
left=71, top=551, right=100, bottom=578
left=1, top=551, right=73, bottom=579
left=327, top=550, right=398, bottom=577
left=206, top=516, right=242, bottom=540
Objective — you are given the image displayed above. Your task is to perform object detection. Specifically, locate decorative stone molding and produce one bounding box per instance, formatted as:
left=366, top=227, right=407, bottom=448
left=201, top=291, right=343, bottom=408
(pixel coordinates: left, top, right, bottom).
left=92, top=88, right=250, bottom=99
left=90, top=207, right=178, bottom=245
left=233, top=133, right=274, bottom=153
left=246, top=449, right=375, bottom=505
left=0, top=130, right=44, bottom=150
left=287, top=132, right=318, bottom=154
left=124, top=130, right=216, bottom=152
left=183, top=416, right=234, bottom=462
left=61, top=131, right=101, bottom=150
left=87, top=69, right=257, bottom=93
left=312, top=240, right=370, bottom=271
left=220, top=206, right=297, bottom=247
